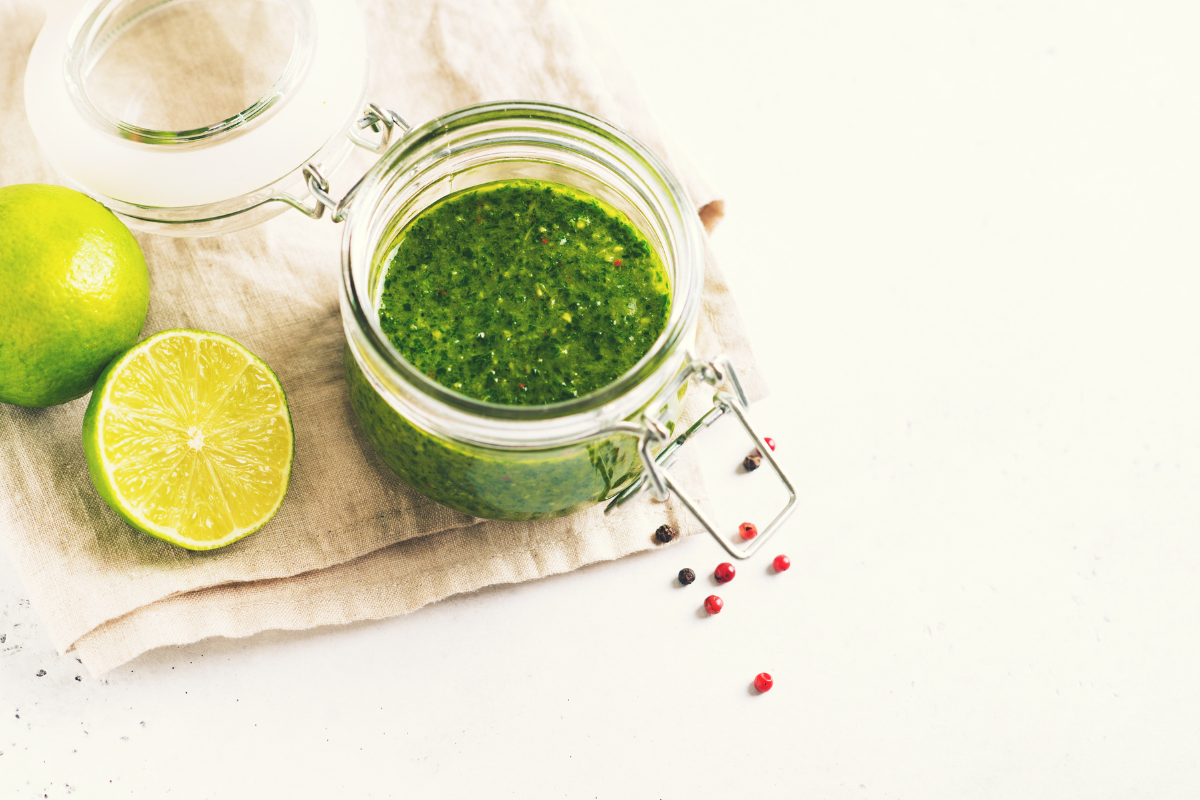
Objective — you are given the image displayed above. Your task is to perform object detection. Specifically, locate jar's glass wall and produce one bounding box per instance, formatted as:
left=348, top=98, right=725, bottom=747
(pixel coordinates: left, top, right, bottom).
left=346, top=350, right=656, bottom=519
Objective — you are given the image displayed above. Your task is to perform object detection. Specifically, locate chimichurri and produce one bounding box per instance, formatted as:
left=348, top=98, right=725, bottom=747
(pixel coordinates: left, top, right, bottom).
left=377, top=180, right=671, bottom=405
left=346, top=179, right=685, bottom=520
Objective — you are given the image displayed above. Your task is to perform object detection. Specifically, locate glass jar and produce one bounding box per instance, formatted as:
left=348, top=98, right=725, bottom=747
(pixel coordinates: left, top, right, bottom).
left=340, top=102, right=705, bottom=520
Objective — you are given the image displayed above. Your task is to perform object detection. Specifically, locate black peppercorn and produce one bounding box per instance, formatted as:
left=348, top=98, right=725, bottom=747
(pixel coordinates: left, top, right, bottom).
left=678, top=568, right=696, bottom=585
left=654, top=524, right=676, bottom=544
left=743, top=453, right=762, bottom=471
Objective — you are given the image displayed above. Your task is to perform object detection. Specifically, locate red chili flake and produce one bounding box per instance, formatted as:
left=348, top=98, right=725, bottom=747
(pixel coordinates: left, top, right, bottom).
left=754, top=672, right=774, bottom=693
left=773, top=554, right=791, bottom=572
left=438, top=289, right=447, bottom=295
left=738, top=522, right=758, bottom=540
left=704, top=595, right=724, bottom=615
left=714, top=562, right=736, bottom=584
left=518, top=383, right=526, bottom=389
left=476, top=217, right=482, bottom=222
left=541, top=238, right=548, bottom=243
left=613, top=259, right=622, bottom=266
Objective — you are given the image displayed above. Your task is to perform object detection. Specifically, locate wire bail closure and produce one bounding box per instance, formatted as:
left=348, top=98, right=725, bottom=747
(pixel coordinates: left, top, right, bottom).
left=277, top=103, right=411, bottom=223
left=604, top=356, right=797, bottom=560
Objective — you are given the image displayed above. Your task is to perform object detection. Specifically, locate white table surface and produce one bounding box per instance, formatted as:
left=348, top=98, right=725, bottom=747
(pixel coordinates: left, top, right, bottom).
left=4, top=1, right=1199, bottom=797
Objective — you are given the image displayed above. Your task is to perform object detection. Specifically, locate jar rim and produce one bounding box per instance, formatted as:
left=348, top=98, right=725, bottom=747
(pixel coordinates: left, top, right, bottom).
left=341, top=101, right=706, bottom=436
left=65, top=0, right=315, bottom=147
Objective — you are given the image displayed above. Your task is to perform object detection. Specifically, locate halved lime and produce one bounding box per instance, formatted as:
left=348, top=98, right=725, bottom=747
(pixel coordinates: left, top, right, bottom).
left=83, top=330, right=294, bottom=550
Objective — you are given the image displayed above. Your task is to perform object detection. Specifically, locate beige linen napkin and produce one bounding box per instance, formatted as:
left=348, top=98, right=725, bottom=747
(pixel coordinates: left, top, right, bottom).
left=0, top=0, right=767, bottom=674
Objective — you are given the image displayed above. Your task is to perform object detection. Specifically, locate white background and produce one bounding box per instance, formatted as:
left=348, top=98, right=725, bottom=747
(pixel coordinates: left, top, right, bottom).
left=4, top=0, right=1200, bottom=797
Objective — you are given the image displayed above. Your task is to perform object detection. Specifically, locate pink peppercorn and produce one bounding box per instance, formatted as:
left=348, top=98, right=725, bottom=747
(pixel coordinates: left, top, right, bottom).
left=754, top=672, right=774, bottom=693
left=753, top=437, right=777, bottom=457
left=738, top=522, right=758, bottom=541
left=773, top=554, right=791, bottom=572
left=704, top=595, right=724, bottom=615
left=714, top=562, right=736, bottom=584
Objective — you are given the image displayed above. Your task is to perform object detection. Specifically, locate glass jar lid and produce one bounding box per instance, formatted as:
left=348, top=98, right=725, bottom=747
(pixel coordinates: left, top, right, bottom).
left=25, top=0, right=369, bottom=235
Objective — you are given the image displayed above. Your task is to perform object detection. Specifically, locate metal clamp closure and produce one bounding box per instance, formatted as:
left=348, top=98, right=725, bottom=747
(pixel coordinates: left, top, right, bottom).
left=603, top=356, right=797, bottom=560
left=277, top=103, right=411, bottom=223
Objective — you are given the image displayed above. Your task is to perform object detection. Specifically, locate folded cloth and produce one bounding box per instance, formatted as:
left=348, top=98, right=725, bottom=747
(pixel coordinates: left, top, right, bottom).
left=0, top=0, right=767, bottom=674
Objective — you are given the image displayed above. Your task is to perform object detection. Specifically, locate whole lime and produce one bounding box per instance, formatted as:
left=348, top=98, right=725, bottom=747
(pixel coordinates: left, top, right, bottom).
left=0, top=184, right=149, bottom=408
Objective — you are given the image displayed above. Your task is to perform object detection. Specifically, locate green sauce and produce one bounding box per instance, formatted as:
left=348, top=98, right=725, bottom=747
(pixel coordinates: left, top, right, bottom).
left=377, top=180, right=670, bottom=405
left=346, top=179, right=683, bottom=520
